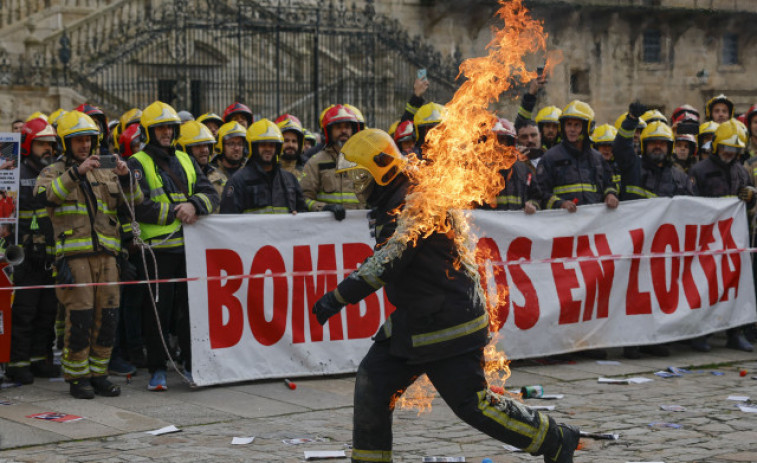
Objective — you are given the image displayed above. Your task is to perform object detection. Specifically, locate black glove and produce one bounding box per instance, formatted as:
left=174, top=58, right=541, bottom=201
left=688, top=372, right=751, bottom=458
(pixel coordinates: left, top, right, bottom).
left=55, top=258, right=74, bottom=285
left=738, top=186, right=757, bottom=203
left=323, top=204, right=346, bottom=221
left=312, top=291, right=345, bottom=325
left=628, top=101, right=647, bottom=119
left=118, top=253, right=138, bottom=282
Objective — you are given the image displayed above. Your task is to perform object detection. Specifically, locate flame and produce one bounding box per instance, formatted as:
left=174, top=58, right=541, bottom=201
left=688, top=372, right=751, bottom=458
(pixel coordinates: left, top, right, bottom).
left=393, top=0, right=551, bottom=413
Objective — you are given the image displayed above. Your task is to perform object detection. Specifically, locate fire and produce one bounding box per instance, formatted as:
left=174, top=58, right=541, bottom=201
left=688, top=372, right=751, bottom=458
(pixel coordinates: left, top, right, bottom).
left=393, top=0, right=554, bottom=413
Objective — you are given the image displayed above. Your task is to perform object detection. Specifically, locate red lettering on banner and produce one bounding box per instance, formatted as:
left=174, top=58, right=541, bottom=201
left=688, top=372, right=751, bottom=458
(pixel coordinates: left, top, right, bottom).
left=206, top=249, right=244, bottom=349
left=551, top=236, right=582, bottom=324
left=507, top=237, right=540, bottom=330
left=291, top=245, right=337, bottom=343
left=698, top=223, right=718, bottom=305
left=475, top=237, right=509, bottom=330
left=248, top=245, right=289, bottom=346
left=576, top=234, right=614, bottom=321
left=718, top=218, right=740, bottom=301
left=627, top=229, right=652, bottom=315
left=343, top=243, right=381, bottom=339
left=651, top=224, right=680, bottom=314
left=681, top=225, right=701, bottom=309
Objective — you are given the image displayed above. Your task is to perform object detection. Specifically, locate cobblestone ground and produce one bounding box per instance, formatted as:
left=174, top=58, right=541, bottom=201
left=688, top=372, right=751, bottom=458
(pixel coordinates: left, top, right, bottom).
left=1, top=340, right=756, bottom=462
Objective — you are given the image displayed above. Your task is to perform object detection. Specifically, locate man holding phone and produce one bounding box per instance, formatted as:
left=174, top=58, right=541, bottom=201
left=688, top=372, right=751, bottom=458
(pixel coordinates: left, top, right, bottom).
left=35, top=110, right=144, bottom=399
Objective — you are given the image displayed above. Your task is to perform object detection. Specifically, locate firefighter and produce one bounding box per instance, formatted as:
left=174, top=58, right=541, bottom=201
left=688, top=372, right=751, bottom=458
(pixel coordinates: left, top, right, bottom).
left=534, top=106, right=562, bottom=151
left=516, top=120, right=544, bottom=172
left=178, top=121, right=226, bottom=198
left=671, top=104, right=700, bottom=136
left=689, top=119, right=755, bottom=352
left=537, top=100, right=618, bottom=212
left=6, top=118, right=59, bottom=385
left=76, top=103, right=110, bottom=156
left=704, top=94, right=734, bottom=123
left=698, top=121, right=719, bottom=161
left=672, top=133, right=698, bottom=173
left=303, top=129, right=317, bottom=152
left=413, top=102, right=445, bottom=156
left=126, top=101, right=219, bottom=391
left=491, top=118, right=540, bottom=213
left=197, top=112, right=224, bottom=140
left=745, top=104, right=757, bottom=159
left=313, top=128, right=580, bottom=463
left=640, top=109, right=667, bottom=125
left=301, top=104, right=365, bottom=219
left=275, top=113, right=306, bottom=180
left=35, top=110, right=143, bottom=399
left=220, top=119, right=306, bottom=214
left=591, top=123, right=620, bottom=192
left=222, top=102, right=253, bottom=128
left=392, top=120, right=416, bottom=155
left=212, top=121, right=247, bottom=180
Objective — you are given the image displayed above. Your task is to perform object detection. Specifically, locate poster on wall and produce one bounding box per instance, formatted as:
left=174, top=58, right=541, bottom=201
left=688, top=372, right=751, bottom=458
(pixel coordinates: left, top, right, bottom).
left=0, top=133, right=20, bottom=246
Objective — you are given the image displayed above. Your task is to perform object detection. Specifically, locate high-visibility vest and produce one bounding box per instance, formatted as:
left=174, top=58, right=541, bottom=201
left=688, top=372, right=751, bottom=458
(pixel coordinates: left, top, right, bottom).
left=132, top=150, right=196, bottom=247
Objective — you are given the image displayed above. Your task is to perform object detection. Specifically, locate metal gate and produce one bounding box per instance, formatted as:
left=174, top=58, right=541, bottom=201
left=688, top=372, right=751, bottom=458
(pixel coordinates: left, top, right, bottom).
left=37, top=0, right=460, bottom=131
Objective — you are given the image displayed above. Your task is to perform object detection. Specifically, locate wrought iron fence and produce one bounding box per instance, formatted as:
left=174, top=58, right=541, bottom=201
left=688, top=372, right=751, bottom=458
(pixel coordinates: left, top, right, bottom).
left=3, top=0, right=461, bottom=132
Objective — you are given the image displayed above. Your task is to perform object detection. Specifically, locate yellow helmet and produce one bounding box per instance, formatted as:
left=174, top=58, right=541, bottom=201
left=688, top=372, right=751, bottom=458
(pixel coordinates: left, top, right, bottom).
left=247, top=118, right=284, bottom=160
left=712, top=119, right=746, bottom=153
left=413, top=102, right=446, bottom=141
left=336, top=128, right=405, bottom=186
left=111, top=123, right=122, bottom=152
left=197, top=112, right=223, bottom=127
left=26, top=111, right=48, bottom=123
left=140, top=101, right=181, bottom=146
left=120, top=108, right=142, bottom=131
left=614, top=112, right=647, bottom=131
left=534, top=106, right=562, bottom=125
left=343, top=104, right=366, bottom=130
left=388, top=120, right=400, bottom=137
left=560, top=100, right=594, bottom=125
left=215, top=121, right=247, bottom=155
left=177, top=121, right=216, bottom=152
left=733, top=117, right=748, bottom=145
left=591, top=124, right=617, bottom=145
left=48, top=109, right=67, bottom=127
left=639, top=121, right=674, bottom=156
left=56, top=110, right=100, bottom=157
left=640, top=109, right=668, bottom=125
left=705, top=94, right=734, bottom=121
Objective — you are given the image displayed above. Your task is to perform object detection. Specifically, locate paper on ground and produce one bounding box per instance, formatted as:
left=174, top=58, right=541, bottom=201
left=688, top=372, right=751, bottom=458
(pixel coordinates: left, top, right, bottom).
left=502, top=444, right=524, bottom=452
left=539, top=394, right=564, bottom=400
left=529, top=405, right=555, bottom=411
left=598, top=377, right=653, bottom=384
left=146, top=425, right=180, bottom=435
left=727, top=395, right=749, bottom=401
left=231, top=436, right=255, bottom=445
left=596, top=360, right=621, bottom=365
left=421, top=458, right=465, bottom=462
left=738, top=404, right=757, bottom=413
left=304, top=450, right=346, bottom=460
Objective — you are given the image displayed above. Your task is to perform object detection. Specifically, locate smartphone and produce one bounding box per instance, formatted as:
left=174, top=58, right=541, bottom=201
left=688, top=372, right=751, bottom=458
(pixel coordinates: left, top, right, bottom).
left=97, top=154, right=118, bottom=169
left=417, top=68, right=427, bottom=81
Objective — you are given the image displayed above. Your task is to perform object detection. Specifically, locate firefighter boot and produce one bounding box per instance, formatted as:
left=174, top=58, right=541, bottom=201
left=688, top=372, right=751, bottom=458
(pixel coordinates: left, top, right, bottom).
left=5, top=366, right=34, bottom=385
left=30, top=359, right=61, bottom=378
left=91, top=376, right=121, bottom=397
left=69, top=378, right=95, bottom=399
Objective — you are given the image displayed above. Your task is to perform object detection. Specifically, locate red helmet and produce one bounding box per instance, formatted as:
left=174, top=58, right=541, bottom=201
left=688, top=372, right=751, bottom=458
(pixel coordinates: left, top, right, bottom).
left=75, top=103, right=108, bottom=136
left=118, top=123, right=143, bottom=158
left=737, top=113, right=747, bottom=125
left=276, top=113, right=305, bottom=152
left=21, top=117, right=57, bottom=156
left=745, top=104, right=757, bottom=135
left=492, top=117, right=516, bottom=144
left=275, top=113, right=302, bottom=128
left=671, top=105, right=700, bottom=125
left=672, top=111, right=699, bottom=129
left=320, top=104, right=359, bottom=145
left=393, top=120, right=415, bottom=144
left=223, top=102, right=254, bottom=126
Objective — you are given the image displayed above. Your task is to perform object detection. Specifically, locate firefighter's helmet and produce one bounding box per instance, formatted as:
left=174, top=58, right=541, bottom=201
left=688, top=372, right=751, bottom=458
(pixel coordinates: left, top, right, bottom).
left=534, top=106, right=562, bottom=125
left=640, top=121, right=674, bottom=156
left=25, top=112, right=48, bottom=123
left=197, top=112, right=223, bottom=127
left=215, top=121, right=247, bottom=155
left=223, top=102, right=253, bottom=126
left=591, top=124, right=617, bottom=145
left=640, top=109, right=668, bottom=125
left=712, top=119, right=746, bottom=153
left=304, top=129, right=317, bottom=145
left=393, top=120, right=415, bottom=144
left=336, top=128, right=405, bottom=186
left=118, top=124, right=143, bottom=158
left=492, top=118, right=516, bottom=145
left=247, top=118, right=284, bottom=161
left=705, top=94, right=734, bottom=121
left=56, top=110, right=100, bottom=157
left=413, top=102, right=445, bottom=141
left=21, top=118, right=57, bottom=157
left=120, top=108, right=142, bottom=131
left=343, top=104, right=366, bottom=131
left=671, top=104, right=700, bottom=125
left=675, top=133, right=698, bottom=158
left=321, top=104, right=360, bottom=145
left=48, top=109, right=67, bottom=128
left=140, top=101, right=181, bottom=146
left=388, top=120, right=401, bottom=137
left=614, top=112, right=647, bottom=131
left=275, top=114, right=304, bottom=153
left=560, top=100, right=594, bottom=141
left=177, top=121, right=215, bottom=152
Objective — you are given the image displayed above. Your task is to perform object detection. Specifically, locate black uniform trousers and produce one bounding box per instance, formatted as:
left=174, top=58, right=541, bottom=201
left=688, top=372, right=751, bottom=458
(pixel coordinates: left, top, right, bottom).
left=352, top=340, right=556, bottom=463
left=141, top=251, right=190, bottom=373
left=9, top=265, right=57, bottom=365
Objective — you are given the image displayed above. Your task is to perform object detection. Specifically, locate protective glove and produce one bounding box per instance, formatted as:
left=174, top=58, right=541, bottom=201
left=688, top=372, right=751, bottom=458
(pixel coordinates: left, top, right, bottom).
left=628, top=101, right=647, bottom=119
left=54, top=258, right=74, bottom=285
left=312, top=291, right=345, bottom=325
left=323, top=204, right=346, bottom=221
left=118, top=252, right=138, bottom=282
left=738, top=186, right=757, bottom=203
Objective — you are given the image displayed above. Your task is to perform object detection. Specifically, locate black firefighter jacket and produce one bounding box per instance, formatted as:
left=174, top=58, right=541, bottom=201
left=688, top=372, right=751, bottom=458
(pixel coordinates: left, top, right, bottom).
left=219, top=159, right=307, bottom=214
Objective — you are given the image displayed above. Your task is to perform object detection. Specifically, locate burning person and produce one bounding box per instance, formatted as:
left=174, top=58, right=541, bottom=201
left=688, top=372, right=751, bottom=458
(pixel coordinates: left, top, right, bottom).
left=312, top=128, right=580, bottom=463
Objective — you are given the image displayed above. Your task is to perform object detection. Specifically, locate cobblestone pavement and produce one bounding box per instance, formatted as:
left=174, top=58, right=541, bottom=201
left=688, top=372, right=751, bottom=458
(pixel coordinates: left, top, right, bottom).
left=1, top=337, right=756, bottom=462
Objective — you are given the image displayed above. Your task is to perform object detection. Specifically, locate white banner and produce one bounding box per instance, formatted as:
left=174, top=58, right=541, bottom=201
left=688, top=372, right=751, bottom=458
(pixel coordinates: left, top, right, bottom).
left=186, top=197, right=757, bottom=386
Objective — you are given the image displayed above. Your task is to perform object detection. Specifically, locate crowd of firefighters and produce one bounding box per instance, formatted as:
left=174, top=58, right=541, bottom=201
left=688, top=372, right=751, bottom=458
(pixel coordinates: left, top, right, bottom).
left=3, top=74, right=757, bottom=400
